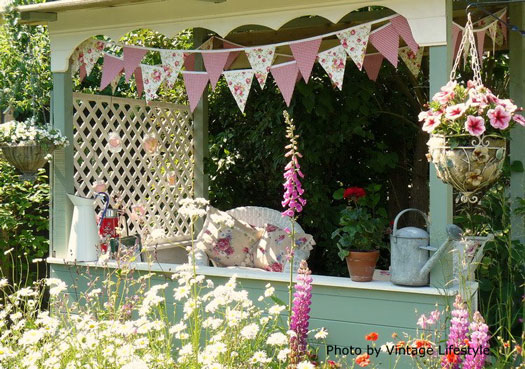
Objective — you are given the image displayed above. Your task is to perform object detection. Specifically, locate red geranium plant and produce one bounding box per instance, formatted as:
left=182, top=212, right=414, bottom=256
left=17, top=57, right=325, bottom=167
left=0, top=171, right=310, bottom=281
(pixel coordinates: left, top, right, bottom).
left=332, top=184, right=389, bottom=259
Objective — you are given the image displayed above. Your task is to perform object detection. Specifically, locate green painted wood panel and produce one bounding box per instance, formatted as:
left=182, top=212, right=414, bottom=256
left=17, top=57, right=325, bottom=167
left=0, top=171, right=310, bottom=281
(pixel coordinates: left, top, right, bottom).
left=50, top=72, right=74, bottom=259
left=50, top=263, right=455, bottom=368
left=429, top=0, right=454, bottom=289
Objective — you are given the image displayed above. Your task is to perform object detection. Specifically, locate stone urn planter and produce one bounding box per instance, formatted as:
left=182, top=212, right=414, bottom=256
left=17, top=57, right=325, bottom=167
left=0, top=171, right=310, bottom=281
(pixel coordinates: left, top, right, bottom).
left=345, top=250, right=379, bottom=282
left=427, top=134, right=506, bottom=203
left=0, top=144, right=55, bottom=182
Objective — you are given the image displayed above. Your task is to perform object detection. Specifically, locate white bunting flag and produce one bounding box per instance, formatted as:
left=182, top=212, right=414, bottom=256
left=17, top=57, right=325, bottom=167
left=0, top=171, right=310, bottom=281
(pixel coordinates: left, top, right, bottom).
left=140, top=64, right=165, bottom=102
left=160, top=50, right=184, bottom=88
left=398, top=47, right=424, bottom=77
left=223, top=69, right=254, bottom=113
left=245, top=46, right=276, bottom=89
left=336, top=24, right=371, bottom=70
left=317, top=45, right=347, bottom=90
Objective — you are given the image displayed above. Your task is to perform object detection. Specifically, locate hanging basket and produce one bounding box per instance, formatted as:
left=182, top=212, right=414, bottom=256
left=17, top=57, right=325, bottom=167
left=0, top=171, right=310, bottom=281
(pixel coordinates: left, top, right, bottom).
left=0, top=144, right=55, bottom=182
left=427, top=134, right=506, bottom=203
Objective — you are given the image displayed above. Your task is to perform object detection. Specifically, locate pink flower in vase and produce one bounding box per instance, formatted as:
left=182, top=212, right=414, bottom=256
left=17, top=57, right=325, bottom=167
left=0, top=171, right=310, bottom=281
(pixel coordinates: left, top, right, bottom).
left=130, top=204, right=147, bottom=222
left=465, top=115, right=486, bottom=136
left=92, top=180, right=107, bottom=193
left=107, top=132, right=123, bottom=153
left=488, top=105, right=511, bottom=129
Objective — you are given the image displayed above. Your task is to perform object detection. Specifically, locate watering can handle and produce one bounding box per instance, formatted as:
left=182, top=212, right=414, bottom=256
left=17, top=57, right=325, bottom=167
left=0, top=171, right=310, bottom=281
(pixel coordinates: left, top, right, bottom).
left=392, top=208, right=429, bottom=235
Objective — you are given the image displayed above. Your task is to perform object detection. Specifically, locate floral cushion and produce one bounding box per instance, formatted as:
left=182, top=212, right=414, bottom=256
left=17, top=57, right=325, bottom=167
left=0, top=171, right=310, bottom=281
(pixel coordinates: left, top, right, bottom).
left=196, top=206, right=261, bottom=267
left=253, top=224, right=315, bottom=272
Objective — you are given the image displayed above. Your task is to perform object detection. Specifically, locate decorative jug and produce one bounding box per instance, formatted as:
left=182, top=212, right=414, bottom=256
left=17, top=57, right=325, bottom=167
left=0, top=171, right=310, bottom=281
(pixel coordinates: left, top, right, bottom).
left=66, top=194, right=99, bottom=262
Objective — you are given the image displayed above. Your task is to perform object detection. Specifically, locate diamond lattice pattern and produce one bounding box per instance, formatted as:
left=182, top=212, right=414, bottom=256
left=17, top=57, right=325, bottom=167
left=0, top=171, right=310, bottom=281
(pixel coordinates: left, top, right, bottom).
left=73, top=93, right=193, bottom=245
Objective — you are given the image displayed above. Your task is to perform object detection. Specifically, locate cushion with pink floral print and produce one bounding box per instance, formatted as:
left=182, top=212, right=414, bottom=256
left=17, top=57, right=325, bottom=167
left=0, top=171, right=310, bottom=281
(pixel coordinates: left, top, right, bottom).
left=196, top=206, right=261, bottom=267
left=253, top=224, right=315, bottom=272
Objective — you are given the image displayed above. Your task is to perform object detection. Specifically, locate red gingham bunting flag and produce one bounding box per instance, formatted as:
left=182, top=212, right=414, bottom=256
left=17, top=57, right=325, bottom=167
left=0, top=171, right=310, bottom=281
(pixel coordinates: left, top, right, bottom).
left=336, top=24, right=371, bottom=70
left=317, top=45, right=347, bottom=90
left=369, top=23, right=399, bottom=67
left=100, top=54, right=124, bottom=90
left=160, top=50, right=184, bottom=88
left=79, top=64, right=87, bottom=81
left=399, top=47, right=424, bottom=77
left=390, top=15, right=419, bottom=54
left=123, top=46, right=148, bottom=82
left=134, top=67, right=144, bottom=98
left=476, top=30, right=486, bottom=63
left=290, top=38, right=322, bottom=83
left=184, top=53, right=195, bottom=71
left=223, top=69, right=254, bottom=113
left=223, top=40, right=242, bottom=69
left=182, top=71, right=209, bottom=112
left=245, top=46, right=276, bottom=89
left=363, top=53, right=384, bottom=81
left=270, top=61, right=300, bottom=107
left=202, top=51, right=230, bottom=89
left=140, top=64, right=165, bottom=102
left=452, top=24, right=462, bottom=61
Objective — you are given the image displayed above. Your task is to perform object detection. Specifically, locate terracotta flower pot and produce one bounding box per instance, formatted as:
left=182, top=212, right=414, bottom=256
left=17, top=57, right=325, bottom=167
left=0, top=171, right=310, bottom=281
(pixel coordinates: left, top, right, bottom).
left=0, top=144, right=55, bottom=182
left=345, top=250, right=379, bottom=282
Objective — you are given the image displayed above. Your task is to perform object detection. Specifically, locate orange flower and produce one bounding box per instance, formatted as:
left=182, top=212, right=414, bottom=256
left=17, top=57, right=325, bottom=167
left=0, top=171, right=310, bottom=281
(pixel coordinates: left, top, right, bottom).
left=365, top=332, right=379, bottom=341
left=396, top=341, right=407, bottom=349
left=446, top=352, right=458, bottom=364
left=463, top=338, right=470, bottom=347
left=392, top=332, right=398, bottom=339
left=414, top=339, right=432, bottom=348
left=355, top=353, right=370, bottom=367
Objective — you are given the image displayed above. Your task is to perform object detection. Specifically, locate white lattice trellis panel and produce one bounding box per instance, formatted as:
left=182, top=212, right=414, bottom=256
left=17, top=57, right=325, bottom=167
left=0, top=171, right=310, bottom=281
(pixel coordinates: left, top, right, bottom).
left=73, top=92, right=194, bottom=245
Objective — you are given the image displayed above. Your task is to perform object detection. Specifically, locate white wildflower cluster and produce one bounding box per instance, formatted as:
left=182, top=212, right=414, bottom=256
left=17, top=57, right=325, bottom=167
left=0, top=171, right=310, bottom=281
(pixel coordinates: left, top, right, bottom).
left=0, top=118, right=69, bottom=148
left=178, top=197, right=209, bottom=218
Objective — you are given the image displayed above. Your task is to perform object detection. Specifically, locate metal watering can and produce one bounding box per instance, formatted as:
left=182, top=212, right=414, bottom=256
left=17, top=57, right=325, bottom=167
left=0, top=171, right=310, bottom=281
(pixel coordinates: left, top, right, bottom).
left=390, top=208, right=462, bottom=286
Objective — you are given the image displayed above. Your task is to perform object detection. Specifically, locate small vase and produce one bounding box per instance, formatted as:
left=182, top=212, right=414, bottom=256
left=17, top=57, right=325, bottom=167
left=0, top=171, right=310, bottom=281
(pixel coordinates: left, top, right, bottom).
left=345, top=250, right=379, bottom=282
left=0, top=144, right=55, bottom=181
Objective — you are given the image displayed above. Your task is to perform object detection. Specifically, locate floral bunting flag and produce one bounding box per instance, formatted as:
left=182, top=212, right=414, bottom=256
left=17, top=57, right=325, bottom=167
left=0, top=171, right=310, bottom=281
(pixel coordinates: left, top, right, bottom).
left=223, top=69, right=254, bottom=113
left=369, top=23, right=399, bottom=67
left=245, top=46, right=276, bottom=89
left=398, top=47, right=424, bottom=77
left=140, top=64, right=165, bottom=102
left=476, top=30, right=486, bottom=63
left=201, top=51, right=231, bottom=89
left=100, top=54, right=124, bottom=90
left=270, top=61, right=300, bottom=107
left=182, top=71, right=209, bottom=112
left=336, top=24, right=371, bottom=70
left=160, top=50, right=184, bottom=88
left=290, top=38, right=322, bottom=82
left=71, top=39, right=105, bottom=77
left=488, top=21, right=504, bottom=48
left=390, top=15, right=419, bottom=54
left=363, top=53, right=383, bottom=81
left=123, top=46, right=148, bottom=82
left=110, top=74, right=121, bottom=94
left=317, top=45, right=347, bottom=90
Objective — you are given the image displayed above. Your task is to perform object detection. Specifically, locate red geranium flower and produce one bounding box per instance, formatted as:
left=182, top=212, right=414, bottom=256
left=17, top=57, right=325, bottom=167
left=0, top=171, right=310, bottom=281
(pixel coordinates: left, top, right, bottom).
left=365, top=332, right=379, bottom=341
left=343, top=187, right=366, bottom=200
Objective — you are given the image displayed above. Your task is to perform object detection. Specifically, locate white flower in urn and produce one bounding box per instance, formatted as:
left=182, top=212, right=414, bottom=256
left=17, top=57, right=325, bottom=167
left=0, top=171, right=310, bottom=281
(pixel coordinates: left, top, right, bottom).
left=143, top=134, right=160, bottom=155
left=107, top=132, right=123, bottom=153
left=92, top=180, right=107, bottom=193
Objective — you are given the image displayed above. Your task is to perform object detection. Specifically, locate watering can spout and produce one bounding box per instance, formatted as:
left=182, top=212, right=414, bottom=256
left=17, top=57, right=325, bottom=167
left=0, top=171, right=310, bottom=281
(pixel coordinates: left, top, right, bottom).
left=418, top=224, right=464, bottom=278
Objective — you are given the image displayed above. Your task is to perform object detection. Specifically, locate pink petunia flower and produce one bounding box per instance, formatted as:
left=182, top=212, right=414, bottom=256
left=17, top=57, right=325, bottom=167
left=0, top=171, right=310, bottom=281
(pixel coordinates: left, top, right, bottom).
left=445, top=104, right=467, bottom=120
left=465, top=115, right=486, bottom=136
left=433, top=91, right=454, bottom=105
left=498, top=99, right=518, bottom=113
left=488, top=105, right=511, bottom=129
left=422, top=115, right=442, bottom=133
left=513, top=114, right=525, bottom=127
left=418, top=111, right=430, bottom=122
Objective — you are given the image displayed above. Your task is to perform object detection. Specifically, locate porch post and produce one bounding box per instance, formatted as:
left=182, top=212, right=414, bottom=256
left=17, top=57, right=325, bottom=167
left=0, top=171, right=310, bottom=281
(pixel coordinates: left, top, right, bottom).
left=509, top=3, right=525, bottom=243
left=193, top=28, right=209, bottom=201
left=429, top=0, right=454, bottom=288
left=50, top=71, right=74, bottom=258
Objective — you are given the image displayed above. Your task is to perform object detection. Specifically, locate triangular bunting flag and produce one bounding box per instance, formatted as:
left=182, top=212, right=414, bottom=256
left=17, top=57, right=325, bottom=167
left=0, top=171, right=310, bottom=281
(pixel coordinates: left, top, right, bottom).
left=399, top=47, right=424, bottom=77
left=245, top=46, right=276, bottom=89
left=270, top=61, right=300, bottom=107
left=100, top=54, right=124, bottom=91
left=202, top=51, right=230, bottom=89
left=123, top=46, right=148, bottom=82
left=184, top=53, right=195, bottom=71
left=363, top=54, right=384, bottom=81
left=476, top=30, right=486, bottom=64
left=488, top=21, right=504, bottom=47
left=390, top=15, right=419, bottom=54
left=223, top=69, right=254, bottom=113
left=336, top=24, right=371, bottom=70
left=110, top=74, right=120, bottom=94
left=182, top=72, right=209, bottom=113
left=223, top=40, right=242, bottom=69
left=79, top=64, right=87, bottom=81
left=317, top=45, right=347, bottom=90
left=499, top=9, right=507, bottom=43
left=71, top=39, right=105, bottom=77
left=452, top=24, right=462, bottom=62
left=135, top=67, right=144, bottom=98
left=141, top=64, right=165, bottom=102
left=290, top=38, right=322, bottom=82
left=369, top=23, right=399, bottom=67
left=160, top=50, right=184, bottom=88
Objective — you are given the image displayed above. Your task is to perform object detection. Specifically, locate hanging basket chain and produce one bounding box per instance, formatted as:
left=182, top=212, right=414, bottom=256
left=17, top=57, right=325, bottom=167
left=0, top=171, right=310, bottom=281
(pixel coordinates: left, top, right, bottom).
left=450, top=13, right=483, bottom=86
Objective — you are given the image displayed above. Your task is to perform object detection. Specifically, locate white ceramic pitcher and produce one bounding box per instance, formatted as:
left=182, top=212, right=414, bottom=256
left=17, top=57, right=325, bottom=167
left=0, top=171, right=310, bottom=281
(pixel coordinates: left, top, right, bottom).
left=67, top=194, right=99, bottom=262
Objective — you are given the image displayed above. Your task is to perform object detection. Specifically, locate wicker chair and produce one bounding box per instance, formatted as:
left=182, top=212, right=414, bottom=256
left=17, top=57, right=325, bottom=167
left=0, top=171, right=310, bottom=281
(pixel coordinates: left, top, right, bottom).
left=193, top=206, right=311, bottom=272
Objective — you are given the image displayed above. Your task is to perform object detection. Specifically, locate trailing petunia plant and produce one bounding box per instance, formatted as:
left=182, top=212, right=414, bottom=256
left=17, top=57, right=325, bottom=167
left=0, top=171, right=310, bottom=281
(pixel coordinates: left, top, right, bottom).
left=0, top=118, right=69, bottom=150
